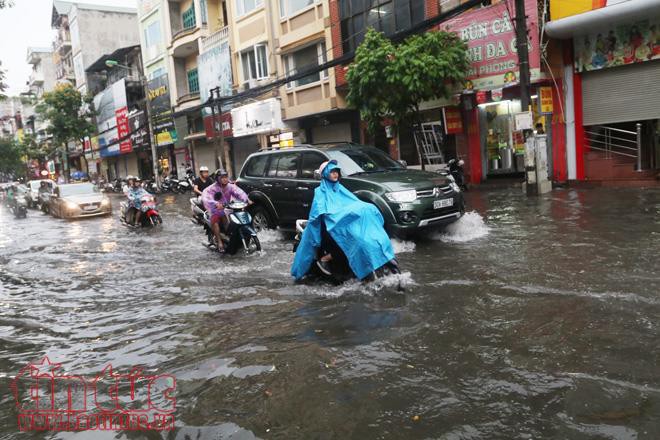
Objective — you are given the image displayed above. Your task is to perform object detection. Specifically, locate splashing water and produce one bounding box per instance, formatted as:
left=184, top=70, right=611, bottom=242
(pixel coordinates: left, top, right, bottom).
left=391, top=238, right=416, bottom=254
left=434, top=211, right=489, bottom=243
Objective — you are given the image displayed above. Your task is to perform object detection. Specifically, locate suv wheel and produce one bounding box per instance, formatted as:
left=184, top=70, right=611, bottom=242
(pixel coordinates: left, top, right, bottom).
left=251, top=205, right=274, bottom=232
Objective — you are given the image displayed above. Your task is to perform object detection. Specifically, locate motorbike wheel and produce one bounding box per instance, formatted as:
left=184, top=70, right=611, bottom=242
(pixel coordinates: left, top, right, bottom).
left=245, top=235, right=261, bottom=253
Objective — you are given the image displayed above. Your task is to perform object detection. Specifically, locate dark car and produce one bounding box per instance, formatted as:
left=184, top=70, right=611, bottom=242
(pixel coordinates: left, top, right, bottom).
left=236, top=143, right=464, bottom=238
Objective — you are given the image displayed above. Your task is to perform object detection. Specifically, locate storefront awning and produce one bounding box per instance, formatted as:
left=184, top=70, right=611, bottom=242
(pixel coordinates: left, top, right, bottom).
left=546, top=0, right=660, bottom=39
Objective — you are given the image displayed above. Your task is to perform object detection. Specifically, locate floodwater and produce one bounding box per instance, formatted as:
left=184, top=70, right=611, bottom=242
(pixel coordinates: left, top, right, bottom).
left=1, top=186, right=659, bottom=439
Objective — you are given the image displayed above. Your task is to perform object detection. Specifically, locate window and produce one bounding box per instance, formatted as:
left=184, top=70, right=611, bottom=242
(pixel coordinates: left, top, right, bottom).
left=300, top=152, right=326, bottom=179
left=187, top=68, right=199, bottom=94
left=280, top=0, right=317, bottom=18
left=182, top=3, right=196, bottom=29
left=150, top=67, right=166, bottom=79
left=200, top=0, right=208, bottom=24
left=266, top=153, right=299, bottom=178
left=144, top=21, right=162, bottom=48
left=339, top=0, right=424, bottom=53
left=236, top=0, right=263, bottom=17
left=284, top=41, right=327, bottom=88
left=241, top=44, right=269, bottom=82
left=245, top=155, right=269, bottom=177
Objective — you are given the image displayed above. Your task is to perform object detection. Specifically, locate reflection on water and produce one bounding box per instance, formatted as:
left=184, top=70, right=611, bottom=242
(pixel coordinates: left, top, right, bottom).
left=1, top=187, right=659, bottom=439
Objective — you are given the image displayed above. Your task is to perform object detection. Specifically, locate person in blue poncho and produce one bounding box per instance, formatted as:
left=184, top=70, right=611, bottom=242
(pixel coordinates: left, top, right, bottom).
left=291, top=160, right=396, bottom=281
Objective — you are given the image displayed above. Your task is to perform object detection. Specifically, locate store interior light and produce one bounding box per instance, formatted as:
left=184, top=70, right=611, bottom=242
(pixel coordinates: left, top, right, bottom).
left=531, top=95, right=538, bottom=99
left=478, top=100, right=511, bottom=108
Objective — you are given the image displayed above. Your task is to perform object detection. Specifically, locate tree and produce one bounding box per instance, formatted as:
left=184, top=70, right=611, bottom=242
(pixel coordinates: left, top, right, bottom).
left=0, top=1, right=13, bottom=100
left=347, top=28, right=470, bottom=135
left=0, top=137, right=25, bottom=177
left=37, top=83, right=96, bottom=176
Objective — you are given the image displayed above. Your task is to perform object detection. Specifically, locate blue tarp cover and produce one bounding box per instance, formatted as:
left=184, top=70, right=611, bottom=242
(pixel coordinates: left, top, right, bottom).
left=291, top=161, right=395, bottom=280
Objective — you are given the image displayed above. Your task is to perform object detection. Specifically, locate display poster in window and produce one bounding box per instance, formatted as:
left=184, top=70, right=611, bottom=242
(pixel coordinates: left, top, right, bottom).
left=441, top=0, right=541, bottom=90
left=442, top=107, right=463, bottom=135
left=146, top=74, right=178, bottom=147
left=573, top=17, right=660, bottom=72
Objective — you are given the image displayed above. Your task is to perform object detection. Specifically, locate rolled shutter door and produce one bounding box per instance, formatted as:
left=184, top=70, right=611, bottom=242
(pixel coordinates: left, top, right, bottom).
left=582, top=60, right=660, bottom=126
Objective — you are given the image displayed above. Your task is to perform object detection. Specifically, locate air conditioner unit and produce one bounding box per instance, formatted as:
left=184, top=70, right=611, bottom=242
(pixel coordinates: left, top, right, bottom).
left=242, top=79, right=258, bottom=91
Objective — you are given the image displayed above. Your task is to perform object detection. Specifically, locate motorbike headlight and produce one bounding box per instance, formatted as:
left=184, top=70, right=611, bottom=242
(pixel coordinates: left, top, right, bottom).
left=384, top=190, right=417, bottom=203
left=450, top=182, right=461, bottom=193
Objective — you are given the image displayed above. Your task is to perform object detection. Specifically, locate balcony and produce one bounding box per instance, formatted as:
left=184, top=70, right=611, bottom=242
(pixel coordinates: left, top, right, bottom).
left=29, top=72, right=44, bottom=87
left=201, top=25, right=228, bottom=51
left=54, top=30, right=72, bottom=55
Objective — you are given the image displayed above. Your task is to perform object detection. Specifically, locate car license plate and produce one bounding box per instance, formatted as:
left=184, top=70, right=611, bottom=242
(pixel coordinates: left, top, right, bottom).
left=84, top=204, right=96, bottom=211
left=434, top=198, right=453, bottom=209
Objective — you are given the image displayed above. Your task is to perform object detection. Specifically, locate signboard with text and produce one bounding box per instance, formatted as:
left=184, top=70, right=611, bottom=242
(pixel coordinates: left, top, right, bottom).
left=443, top=106, right=463, bottom=134
left=198, top=41, right=233, bottom=117
left=441, top=0, right=541, bottom=90
left=147, top=74, right=178, bottom=147
left=538, top=86, right=553, bottom=114
left=230, top=98, right=284, bottom=138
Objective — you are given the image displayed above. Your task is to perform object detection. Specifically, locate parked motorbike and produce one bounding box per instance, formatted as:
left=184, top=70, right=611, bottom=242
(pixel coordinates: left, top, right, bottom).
left=160, top=177, right=180, bottom=193
left=191, top=197, right=260, bottom=255
left=119, top=193, right=162, bottom=228
left=102, top=178, right=125, bottom=193
left=142, top=180, right=159, bottom=194
left=292, top=219, right=402, bottom=286
left=447, top=158, right=467, bottom=191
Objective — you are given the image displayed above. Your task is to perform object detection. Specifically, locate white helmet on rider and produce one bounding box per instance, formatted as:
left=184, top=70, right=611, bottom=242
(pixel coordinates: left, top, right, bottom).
left=199, top=166, right=209, bottom=172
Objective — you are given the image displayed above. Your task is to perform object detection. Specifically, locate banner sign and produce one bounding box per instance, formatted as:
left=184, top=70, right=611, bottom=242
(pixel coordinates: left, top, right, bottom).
left=441, top=0, right=541, bottom=90
left=129, top=110, right=149, bottom=149
left=573, top=17, right=660, bottom=72
left=230, top=98, right=284, bottom=138
left=115, top=106, right=132, bottom=154
left=203, top=112, right=233, bottom=139
left=198, top=41, right=232, bottom=117
left=93, top=78, right=128, bottom=158
left=538, top=86, right=553, bottom=114
left=442, top=106, right=464, bottom=134
left=147, top=74, right=178, bottom=147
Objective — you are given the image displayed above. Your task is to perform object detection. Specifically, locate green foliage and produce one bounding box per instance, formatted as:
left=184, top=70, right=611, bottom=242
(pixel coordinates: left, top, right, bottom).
left=0, top=137, right=25, bottom=177
left=347, top=28, right=470, bottom=133
left=0, top=61, right=7, bottom=101
left=19, top=132, right=48, bottom=161
left=37, top=83, right=96, bottom=150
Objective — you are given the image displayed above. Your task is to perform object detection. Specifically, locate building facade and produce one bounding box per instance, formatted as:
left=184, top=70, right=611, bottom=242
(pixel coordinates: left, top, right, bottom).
left=23, top=47, right=58, bottom=146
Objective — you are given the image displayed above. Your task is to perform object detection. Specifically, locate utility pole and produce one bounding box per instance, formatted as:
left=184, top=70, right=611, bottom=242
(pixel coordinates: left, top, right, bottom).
left=210, top=87, right=225, bottom=171
left=514, top=0, right=531, bottom=112
left=143, top=75, right=160, bottom=189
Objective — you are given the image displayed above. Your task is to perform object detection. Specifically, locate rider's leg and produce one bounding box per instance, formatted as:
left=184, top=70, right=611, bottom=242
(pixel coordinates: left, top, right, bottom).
left=211, top=214, right=224, bottom=251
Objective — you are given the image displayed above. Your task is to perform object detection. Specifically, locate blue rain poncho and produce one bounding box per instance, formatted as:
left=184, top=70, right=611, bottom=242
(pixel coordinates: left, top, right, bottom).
left=291, top=160, right=395, bottom=280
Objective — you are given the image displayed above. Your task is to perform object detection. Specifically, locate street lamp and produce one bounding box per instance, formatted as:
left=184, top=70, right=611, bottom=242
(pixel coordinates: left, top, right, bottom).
left=105, top=58, right=160, bottom=189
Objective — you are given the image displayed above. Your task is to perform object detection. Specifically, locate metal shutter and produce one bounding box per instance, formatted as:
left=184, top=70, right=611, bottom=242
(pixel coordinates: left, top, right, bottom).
left=582, top=60, right=660, bottom=126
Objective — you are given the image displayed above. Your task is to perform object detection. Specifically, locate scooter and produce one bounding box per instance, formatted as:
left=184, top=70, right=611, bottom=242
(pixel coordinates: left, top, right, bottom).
left=447, top=158, right=467, bottom=191
left=196, top=199, right=261, bottom=255
left=8, top=195, right=28, bottom=219
left=293, top=219, right=402, bottom=286
left=119, top=194, right=162, bottom=228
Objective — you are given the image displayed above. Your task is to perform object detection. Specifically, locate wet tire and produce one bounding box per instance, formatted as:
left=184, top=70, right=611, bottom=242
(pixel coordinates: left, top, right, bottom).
left=248, top=235, right=261, bottom=253
left=251, top=205, right=274, bottom=232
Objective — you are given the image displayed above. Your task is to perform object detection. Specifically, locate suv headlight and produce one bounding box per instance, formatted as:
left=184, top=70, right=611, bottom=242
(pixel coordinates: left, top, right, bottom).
left=385, top=189, right=417, bottom=203
left=450, top=182, right=461, bottom=193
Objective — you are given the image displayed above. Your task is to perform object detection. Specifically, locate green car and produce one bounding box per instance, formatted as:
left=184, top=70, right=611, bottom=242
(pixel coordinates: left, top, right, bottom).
left=236, top=143, right=465, bottom=238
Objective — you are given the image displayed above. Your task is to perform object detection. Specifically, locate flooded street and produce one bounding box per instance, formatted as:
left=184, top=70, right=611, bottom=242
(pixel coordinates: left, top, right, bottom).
left=1, top=186, right=659, bottom=439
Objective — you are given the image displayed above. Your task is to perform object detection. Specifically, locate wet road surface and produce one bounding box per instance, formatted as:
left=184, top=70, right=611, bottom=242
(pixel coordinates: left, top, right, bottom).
left=1, top=186, right=659, bottom=439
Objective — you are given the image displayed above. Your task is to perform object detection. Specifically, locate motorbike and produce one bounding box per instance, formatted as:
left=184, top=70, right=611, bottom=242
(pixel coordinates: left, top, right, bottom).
left=292, top=219, right=402, bottom=286
left=191, top=197, right=261, bottom=255
left=447, top=158, right=467, bottom=191
left=102, top=178, right=125, bottom=193
left=8, top=195, right=28, bottom=219
left=36, top=191, right=53, bottom=214
left=142, top=179, right=159, bottom=194
left=160, top=176, right=181, bottom=193
left=119, top=193, right=162, bottom=228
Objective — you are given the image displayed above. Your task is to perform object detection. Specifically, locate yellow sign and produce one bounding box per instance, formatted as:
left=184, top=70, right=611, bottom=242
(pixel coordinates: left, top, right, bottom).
left=550, top=0, right=607, bottom=21
left=539, top=87, right=553, bottom=114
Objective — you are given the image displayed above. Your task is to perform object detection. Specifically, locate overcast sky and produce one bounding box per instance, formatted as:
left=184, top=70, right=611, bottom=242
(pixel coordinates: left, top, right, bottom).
left=0, top=0, right=137, bottom=96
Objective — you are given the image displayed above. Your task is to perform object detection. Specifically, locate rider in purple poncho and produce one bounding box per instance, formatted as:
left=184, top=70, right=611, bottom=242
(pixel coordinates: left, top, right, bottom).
left=201, top=169, right=248, bottom=252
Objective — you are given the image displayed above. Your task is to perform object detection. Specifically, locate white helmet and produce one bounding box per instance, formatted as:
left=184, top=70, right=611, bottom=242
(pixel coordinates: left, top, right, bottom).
left=199, top=166, right=209, bottom=172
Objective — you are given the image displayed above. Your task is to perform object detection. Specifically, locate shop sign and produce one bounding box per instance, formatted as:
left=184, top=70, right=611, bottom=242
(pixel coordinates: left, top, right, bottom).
left=129, top=110, right=149, bottom=149
left=476, top=90, right=488, bottom=104
left=93, top=78, right=130, bottom=158
left=198, top=41, right=232, bottom=117
left=573, top=17, right=660, bottom=72
left=203, top=112, right=233, bottom=139
left=491, top=88, right=503, bottom=101
left=231, top=98, right=285, bottom=138
left=442, top=106, right=463, bottom=135
left=147, top=74, right=178, bottom=147
left=279, top=132, right=294, bottom=148
left=538, top=87, right=553, bottom=114
left=115, top=106, right=132, bottom=154
left=442, top=0, right=541, bottom=90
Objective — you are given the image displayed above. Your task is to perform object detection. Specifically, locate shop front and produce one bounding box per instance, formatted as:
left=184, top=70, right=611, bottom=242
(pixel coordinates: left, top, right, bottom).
left=547, top=0, right=660, bottom=180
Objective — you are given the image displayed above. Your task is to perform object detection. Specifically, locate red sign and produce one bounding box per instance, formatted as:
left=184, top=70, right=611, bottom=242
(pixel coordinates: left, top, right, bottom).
left=115, top=106, right=133, bottom=154
left=443, top=106, right=464, bottom=134
left=476, top=90, right=488, bottom=104
left=441, top=0, right=541, bottom=90
left=203, top=112, right=233, bottom=139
